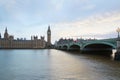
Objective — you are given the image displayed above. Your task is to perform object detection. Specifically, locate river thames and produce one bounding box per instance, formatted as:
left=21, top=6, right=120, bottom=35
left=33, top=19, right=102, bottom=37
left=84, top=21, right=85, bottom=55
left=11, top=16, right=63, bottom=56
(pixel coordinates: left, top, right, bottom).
left=0, top=49, right=120, bottom=80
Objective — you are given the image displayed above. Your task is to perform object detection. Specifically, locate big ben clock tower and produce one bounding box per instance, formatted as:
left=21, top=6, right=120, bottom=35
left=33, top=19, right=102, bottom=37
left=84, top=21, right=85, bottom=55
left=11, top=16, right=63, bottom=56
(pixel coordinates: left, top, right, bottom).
left=47, top=25, right=51, bottom=47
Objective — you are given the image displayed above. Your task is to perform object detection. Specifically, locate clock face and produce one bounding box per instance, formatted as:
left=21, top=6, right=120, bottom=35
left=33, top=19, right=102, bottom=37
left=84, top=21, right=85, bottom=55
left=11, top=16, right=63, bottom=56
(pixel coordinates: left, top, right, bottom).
left=48, top=32, right=51, bottom=34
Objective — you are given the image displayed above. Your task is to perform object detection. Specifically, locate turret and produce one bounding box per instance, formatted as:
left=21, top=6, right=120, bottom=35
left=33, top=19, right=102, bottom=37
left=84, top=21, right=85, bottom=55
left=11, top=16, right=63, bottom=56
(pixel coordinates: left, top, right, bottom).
left=41, top=36, right=44, bottom=40
left=33, top=36, right=38, bottom=40
left=4, top=27, right=9, bottom=39
left=0, top=33, right=1, bottom=39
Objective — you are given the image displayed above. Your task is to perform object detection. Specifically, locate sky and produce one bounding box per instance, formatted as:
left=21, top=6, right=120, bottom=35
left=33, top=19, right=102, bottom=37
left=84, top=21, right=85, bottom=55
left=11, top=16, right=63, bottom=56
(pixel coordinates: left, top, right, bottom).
left=0, top=0, right=120, bottom=43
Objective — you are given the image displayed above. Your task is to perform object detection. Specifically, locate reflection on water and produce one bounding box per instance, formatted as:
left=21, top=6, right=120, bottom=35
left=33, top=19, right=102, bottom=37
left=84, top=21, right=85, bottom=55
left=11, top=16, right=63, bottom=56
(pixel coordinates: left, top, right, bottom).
left=112, top=49, right=117, bottom=59
left=0, top=49, right=120, bottom=80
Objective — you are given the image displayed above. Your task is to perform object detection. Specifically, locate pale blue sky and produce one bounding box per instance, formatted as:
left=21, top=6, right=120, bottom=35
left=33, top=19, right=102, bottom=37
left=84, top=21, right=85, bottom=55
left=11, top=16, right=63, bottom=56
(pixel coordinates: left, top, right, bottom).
left=0, top=0, right=120, bottom=43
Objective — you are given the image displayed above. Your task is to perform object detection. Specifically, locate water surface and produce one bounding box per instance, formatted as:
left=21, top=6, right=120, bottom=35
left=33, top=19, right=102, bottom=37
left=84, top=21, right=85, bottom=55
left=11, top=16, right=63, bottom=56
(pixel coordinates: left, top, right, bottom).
left=0, top=49, right=120, bottom=80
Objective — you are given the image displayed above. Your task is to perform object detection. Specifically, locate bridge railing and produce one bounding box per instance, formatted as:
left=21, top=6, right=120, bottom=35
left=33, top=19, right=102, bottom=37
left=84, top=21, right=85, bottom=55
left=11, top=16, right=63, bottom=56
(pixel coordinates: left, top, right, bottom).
left=55, top=38, right=117, bottom=49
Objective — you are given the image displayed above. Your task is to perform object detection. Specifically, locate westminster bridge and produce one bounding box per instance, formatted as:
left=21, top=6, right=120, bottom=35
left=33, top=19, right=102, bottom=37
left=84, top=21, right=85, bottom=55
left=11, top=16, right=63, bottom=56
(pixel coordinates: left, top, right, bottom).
left=55, top=38, right=117, bottom=51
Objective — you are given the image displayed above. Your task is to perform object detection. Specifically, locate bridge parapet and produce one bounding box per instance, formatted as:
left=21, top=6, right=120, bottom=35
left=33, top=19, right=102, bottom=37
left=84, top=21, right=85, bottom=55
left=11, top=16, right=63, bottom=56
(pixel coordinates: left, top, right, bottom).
left=55, top=38, right=117, bottom=50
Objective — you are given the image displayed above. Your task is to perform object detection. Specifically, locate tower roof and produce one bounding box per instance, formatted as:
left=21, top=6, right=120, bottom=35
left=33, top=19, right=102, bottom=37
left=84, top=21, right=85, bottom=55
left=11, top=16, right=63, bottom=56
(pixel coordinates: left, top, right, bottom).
left=5, top=27, right=7, bottom=32
left=48, top=25, right=51, bottom=32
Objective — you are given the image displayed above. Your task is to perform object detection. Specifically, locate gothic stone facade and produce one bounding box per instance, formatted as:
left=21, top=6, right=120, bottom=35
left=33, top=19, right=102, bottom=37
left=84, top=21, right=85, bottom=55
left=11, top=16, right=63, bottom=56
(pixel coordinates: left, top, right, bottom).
left=0, top=27, right=51, bottom=49
left=0, top=38, right=46, bottom=49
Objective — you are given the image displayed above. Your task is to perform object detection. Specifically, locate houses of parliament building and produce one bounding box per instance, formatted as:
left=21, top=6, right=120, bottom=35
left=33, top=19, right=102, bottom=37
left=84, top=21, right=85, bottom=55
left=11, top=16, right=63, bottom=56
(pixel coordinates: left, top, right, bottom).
left=0, top=26, right=51, bottom=49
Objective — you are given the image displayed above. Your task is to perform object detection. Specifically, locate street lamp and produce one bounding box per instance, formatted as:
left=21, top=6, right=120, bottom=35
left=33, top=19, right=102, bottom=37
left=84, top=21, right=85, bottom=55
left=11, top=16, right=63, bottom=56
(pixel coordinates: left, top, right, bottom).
left=116, top=27, right=120, bottom=38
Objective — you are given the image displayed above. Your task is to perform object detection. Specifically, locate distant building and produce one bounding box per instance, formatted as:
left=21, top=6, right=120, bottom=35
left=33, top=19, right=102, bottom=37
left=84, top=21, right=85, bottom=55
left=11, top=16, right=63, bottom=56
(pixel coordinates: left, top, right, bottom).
left=0, top=26, right=51, bottom=49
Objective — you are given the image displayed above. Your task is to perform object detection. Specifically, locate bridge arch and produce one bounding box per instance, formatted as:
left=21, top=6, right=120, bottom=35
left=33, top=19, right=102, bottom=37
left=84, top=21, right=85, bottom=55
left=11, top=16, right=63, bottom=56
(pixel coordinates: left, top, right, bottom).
left=82, top=42, right=116, bottom=51
left=69, top=44, right=80, bottom=51
left=62, top=45, right=68, bottom=50
left=58, top=46, right=62, bottom=49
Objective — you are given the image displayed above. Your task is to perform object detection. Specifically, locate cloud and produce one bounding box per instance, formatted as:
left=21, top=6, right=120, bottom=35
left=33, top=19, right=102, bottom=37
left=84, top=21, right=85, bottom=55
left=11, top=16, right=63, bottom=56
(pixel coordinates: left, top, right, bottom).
left=0, top=0, right=120, bottom=43
left=75, top=11, right=120, bottom=26
left=49, top=0, right=94, bottom=14
left=0, top=0, right=17, bottom=12
left=50, top=0, right=64, bottom=11
left=81, top=4, right=96, bottom=11
left=51, top=11, right=120, bottom=40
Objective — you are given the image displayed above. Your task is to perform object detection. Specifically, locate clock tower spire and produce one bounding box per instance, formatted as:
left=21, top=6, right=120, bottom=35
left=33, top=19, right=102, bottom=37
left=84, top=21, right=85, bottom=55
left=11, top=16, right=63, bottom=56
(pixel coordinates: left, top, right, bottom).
left=47, top=25, right=51, bottom=47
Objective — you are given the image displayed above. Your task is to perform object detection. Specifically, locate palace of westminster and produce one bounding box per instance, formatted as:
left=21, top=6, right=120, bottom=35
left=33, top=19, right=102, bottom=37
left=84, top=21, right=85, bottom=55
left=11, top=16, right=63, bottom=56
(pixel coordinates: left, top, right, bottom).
left=0, top=26, right=51, bottom=49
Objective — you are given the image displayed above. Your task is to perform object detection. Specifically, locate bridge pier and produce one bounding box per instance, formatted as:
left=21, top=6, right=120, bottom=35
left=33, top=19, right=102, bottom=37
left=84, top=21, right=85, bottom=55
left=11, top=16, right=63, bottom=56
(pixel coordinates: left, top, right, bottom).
left=114, top=38, right=120, bottom=60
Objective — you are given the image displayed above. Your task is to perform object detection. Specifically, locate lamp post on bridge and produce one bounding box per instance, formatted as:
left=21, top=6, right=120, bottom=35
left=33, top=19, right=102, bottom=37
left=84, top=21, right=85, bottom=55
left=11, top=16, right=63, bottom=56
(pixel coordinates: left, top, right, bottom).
left=115, top=27, right=120, bottom=60
left=116, top=27, right=120, bottom=38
